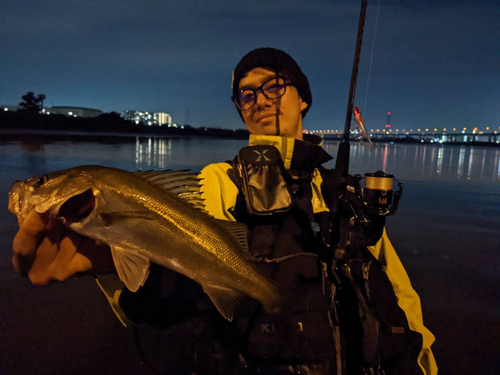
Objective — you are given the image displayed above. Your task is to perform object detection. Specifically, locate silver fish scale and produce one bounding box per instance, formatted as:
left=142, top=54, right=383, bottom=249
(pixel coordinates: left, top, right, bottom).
left=71, top=166, right=278, bottom=307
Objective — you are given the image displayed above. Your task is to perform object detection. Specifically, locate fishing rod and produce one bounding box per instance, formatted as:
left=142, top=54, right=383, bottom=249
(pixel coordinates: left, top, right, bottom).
left=334, top=0, right=367, bottom=178
left=323, top=3, right=404, bottom=370
left=327, top=0, right=403, bottom=255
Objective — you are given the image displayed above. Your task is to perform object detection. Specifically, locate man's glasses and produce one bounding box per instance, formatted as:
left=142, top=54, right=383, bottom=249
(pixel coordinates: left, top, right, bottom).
left=233, top=76, right=289, bottom=111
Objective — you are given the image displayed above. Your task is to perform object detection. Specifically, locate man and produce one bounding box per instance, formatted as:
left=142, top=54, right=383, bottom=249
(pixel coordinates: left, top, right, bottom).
left=12, top=48, right=437, bottom=374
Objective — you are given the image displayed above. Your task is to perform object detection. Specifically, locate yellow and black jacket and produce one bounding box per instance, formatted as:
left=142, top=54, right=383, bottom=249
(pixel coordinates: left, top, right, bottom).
left=199, top=135, right=437, bottom=375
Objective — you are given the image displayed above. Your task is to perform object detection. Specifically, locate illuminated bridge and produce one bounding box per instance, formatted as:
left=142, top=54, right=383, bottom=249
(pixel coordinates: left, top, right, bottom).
left=308, top=129, right=500, bottom=145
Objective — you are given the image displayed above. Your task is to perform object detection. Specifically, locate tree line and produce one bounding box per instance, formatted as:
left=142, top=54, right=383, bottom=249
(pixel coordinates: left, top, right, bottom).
left=1, top=92, right=249, bottom=139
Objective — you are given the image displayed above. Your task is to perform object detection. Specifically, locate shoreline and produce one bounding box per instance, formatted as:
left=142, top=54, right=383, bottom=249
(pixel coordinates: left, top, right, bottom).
left=0, top=129, right=498, bottom=147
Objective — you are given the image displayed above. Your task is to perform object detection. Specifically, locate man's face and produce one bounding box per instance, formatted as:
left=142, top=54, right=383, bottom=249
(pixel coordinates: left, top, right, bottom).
left=238, top=68, right=308, bottom=140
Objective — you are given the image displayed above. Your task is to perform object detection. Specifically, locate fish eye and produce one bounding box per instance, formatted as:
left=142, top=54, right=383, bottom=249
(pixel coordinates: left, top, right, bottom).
left=36, top=175, right=48, bottom=186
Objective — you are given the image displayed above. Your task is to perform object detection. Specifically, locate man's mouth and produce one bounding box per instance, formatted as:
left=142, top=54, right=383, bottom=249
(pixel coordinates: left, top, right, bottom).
left=255, top=112, right=279, bottom=123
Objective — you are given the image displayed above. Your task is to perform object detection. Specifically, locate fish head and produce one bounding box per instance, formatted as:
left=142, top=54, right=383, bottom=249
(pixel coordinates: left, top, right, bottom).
left=8, top=179, right=35, bottom=225
left=9, top=167, right=102, bottom=229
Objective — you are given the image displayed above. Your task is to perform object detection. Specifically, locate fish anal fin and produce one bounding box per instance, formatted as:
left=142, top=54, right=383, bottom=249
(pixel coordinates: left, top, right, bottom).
left=110, top=245, right=150, bottom=292
left=203, top=285, right=246, bottom=321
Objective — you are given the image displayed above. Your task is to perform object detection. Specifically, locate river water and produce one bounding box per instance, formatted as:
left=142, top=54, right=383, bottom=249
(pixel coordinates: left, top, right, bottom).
left=0, top=135, right=499, bottom=374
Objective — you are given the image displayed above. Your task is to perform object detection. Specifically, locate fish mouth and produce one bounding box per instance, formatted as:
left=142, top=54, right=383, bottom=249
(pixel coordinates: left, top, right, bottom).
left=58, top=189, right=96, bottom=224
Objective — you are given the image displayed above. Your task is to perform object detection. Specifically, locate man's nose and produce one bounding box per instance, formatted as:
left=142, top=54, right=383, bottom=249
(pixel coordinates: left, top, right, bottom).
left=256, top=91, right=271, bottom=108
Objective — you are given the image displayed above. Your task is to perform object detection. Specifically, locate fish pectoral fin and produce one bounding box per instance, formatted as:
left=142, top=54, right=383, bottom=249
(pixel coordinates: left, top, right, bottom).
left=100, top=211, right=154, bottom=226
left=203, top=285, right=246, bottom=322
left=110, top=245, right=150, bottom=292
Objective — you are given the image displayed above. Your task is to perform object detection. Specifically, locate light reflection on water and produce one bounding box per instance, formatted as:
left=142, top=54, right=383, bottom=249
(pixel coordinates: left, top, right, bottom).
left=320, top=141, right=500, bottom=182
left=0, top=137, right=499, bottom=183
left=135, top=137, right=172, bottom=170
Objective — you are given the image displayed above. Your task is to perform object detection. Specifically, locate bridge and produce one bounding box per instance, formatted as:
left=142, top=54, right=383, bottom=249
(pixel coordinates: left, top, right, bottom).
left=308, top=130, right=500, bottom=145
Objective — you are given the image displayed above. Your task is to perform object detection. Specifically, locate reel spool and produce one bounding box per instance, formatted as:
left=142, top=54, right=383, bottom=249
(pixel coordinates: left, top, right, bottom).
left=363, top=171, right=403, bottom=216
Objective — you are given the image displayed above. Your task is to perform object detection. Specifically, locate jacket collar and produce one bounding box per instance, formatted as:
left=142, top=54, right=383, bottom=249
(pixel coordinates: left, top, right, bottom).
left=248, top=134, right=332, bottom=172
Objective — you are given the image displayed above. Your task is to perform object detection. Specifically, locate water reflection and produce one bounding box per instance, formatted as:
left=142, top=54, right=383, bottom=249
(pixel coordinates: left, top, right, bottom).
left=1, top=137, right=499, bottom=183
left=135, top=137, right=173, bottom=170
left=322, top=141, right=500, bottom=182
left=436, top=147, right=444, bottom=175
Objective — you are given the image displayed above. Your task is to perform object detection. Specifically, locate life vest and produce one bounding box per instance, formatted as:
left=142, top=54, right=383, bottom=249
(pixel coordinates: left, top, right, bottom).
left=196, top=135, right=431, bottom=374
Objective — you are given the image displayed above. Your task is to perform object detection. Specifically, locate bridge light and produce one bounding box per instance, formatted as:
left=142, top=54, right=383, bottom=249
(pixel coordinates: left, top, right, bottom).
left=453, top=128, right=456, bottom=131
left=434, top=128, right=437, bottom=131
left=417, top=128, right=421, bottom=132
left=486, top=127, right=490, bottom=130
left=425, top=128, right=429, bottom=132
left=443, top=128, right=447, bottom=132
left=463, top=127, right=466, bottom=131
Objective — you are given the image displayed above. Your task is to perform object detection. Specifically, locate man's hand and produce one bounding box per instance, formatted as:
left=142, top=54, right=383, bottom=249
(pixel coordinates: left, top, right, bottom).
left=12, top=210, right=114, bottom=285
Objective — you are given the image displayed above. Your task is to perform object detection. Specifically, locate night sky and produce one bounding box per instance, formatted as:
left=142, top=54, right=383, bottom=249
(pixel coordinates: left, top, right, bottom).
left=1, top=0, right=499, bottom=132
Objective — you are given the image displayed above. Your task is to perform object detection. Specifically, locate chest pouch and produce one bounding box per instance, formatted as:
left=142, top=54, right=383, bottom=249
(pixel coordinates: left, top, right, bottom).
left=232, top=145, right=292, bottom=216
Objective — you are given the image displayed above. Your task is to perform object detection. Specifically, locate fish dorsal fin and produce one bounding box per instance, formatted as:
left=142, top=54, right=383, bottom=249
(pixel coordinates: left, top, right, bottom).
left=214, top=219, right=251, bottom=258
left=110, top=245, right=151, bottom=292
left=203, top=285, right=247, bottom=321
left=134, top=170, right=206, bottom=211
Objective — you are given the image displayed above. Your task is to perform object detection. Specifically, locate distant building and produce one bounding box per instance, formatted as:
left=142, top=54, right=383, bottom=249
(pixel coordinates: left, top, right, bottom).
left=2, top=105, right=20, bottom=112
left=122, top=110, right=172, bottom=126
left=43, top=106, right=103, bottom=118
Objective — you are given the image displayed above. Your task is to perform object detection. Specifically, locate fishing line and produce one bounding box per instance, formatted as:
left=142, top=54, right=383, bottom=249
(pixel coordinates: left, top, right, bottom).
left=362, top=0, right=381, bottom=118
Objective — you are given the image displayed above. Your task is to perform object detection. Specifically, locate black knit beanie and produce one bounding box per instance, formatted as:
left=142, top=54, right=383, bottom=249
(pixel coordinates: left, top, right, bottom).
left=232, top=48, right=312, bottom=120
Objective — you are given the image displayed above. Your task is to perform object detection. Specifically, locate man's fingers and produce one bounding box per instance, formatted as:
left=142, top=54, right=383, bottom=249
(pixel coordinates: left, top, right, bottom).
left=28, top=236, right=59, bottom=285
left=13, top=210, right=48, bottom=257
left=68, top=253, right=93, bottom=274
left=48, top=230, right=83, bottom=281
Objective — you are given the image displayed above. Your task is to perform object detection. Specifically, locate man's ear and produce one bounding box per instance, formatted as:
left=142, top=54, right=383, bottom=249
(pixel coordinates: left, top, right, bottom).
left=300, top=100, right=308, bottom=112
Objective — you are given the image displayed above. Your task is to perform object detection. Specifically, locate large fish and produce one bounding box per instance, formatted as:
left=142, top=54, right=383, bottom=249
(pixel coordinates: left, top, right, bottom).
left=8, top=165, right=281, bottom=320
